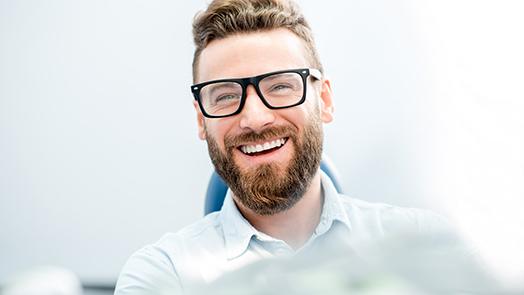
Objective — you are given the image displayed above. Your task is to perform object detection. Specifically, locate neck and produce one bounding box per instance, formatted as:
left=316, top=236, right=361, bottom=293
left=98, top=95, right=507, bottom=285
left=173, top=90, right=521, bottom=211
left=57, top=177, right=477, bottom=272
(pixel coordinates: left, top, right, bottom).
left=233, top=170, right=324, bottom=250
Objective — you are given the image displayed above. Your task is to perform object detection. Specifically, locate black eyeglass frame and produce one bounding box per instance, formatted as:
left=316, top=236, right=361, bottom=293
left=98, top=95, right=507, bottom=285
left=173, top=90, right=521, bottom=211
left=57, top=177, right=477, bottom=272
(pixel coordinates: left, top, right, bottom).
left=191, top=68, right=322, bottom=118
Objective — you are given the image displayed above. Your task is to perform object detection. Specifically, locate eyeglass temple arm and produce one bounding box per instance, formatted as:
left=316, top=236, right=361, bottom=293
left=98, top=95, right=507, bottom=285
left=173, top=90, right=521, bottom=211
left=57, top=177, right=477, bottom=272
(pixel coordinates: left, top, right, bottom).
left=309, top=68, right=322, bottom=80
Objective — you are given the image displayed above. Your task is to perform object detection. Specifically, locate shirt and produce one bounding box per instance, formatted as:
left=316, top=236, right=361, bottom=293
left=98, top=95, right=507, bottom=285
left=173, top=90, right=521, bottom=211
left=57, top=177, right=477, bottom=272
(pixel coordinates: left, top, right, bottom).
left=114, top=171, right=448, bottom=295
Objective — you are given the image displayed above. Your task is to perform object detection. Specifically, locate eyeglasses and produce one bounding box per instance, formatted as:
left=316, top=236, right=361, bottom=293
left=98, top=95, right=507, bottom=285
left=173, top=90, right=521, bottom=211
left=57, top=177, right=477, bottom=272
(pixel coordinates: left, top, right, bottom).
left=191, top=68, right=322, bottom=118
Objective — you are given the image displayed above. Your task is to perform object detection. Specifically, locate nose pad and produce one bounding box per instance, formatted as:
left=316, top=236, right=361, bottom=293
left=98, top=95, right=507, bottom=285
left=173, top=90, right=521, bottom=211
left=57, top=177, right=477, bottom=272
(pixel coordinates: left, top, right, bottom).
left=239, top=85, right=276, bottom=131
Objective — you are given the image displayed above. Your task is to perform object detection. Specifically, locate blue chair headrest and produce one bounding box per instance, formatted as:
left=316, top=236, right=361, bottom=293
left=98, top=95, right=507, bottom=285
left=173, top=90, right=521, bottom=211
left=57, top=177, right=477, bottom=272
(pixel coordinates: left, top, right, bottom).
left=204, top=154, right=343, bottom=215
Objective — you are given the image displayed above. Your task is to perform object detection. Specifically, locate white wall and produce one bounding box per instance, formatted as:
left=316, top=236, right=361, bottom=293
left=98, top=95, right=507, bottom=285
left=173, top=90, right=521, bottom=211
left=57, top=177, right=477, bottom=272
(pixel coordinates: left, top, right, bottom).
left=1, top=0, right=523, bottom=285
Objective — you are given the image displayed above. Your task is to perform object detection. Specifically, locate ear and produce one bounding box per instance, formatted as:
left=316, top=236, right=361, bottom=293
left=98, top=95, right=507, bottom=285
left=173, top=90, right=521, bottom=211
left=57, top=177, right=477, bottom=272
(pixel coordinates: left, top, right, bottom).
left=319, top=78, right=334, bottom=123
left=193, top=101, right=206, bottom=140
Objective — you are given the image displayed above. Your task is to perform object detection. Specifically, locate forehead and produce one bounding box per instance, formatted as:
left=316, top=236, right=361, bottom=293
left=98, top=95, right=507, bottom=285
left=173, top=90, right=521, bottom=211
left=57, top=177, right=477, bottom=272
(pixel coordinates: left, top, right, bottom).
left=197, top=28, right=310, bottom=83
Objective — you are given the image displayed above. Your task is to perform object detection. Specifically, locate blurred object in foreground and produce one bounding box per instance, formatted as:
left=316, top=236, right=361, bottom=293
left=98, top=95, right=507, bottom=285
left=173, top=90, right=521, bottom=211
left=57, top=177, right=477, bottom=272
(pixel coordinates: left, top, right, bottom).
left=191, top=231, right=513, bottom=295
left=2, top=266, right=83, bottom=295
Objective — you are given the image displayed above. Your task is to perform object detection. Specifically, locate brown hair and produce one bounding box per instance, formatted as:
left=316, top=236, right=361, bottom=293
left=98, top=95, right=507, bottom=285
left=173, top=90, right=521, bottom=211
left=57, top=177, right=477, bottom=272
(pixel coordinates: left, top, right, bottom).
left=191, top=0, right=323, bottom=82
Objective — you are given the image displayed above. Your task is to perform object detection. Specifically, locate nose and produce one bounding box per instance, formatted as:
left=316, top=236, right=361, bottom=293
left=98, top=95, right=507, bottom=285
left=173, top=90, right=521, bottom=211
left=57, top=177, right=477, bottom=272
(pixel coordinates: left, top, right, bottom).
left=239, top=85, right=276, bottom=131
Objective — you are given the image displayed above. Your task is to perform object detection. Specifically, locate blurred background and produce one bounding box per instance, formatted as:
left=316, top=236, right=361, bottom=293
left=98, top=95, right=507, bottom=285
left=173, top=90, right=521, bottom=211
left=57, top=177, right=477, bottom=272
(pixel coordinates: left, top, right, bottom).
left=1, top=0, right=523, bottom=293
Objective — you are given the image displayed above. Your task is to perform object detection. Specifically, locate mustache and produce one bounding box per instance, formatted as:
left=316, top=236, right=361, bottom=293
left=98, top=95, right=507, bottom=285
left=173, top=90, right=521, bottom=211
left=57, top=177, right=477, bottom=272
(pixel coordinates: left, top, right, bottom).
left=224, top=125, right=298, bottom=149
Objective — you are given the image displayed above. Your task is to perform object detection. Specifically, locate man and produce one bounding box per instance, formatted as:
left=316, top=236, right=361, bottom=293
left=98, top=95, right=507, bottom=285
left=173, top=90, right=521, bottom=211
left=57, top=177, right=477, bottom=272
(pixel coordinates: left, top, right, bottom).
left=114, top=0, right=453, bottom=294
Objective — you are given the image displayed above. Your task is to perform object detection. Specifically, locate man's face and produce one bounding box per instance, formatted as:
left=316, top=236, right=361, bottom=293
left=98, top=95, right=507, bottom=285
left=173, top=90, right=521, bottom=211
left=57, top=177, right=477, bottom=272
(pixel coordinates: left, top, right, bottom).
left=194, top=29, right=333, bottom=215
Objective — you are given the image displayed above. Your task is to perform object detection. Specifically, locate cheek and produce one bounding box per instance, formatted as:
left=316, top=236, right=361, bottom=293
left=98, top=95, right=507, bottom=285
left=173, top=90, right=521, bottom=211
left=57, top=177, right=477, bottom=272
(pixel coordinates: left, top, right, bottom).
left=284, top=102, right=316, bottom=124
left=205, top=120, right=235, bottom=149
left=306, top=93, right=322, bottom=113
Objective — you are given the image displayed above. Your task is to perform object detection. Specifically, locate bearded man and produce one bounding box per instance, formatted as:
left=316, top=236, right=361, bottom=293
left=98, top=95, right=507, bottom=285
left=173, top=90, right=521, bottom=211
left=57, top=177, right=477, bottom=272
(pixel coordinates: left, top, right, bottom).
left=115, top=0, right=450, bottom=294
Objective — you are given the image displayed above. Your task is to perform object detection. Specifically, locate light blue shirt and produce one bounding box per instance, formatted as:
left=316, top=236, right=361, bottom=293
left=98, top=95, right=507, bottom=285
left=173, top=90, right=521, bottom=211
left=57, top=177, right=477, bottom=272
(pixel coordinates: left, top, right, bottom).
left=115, top=171, right=448, bottom=295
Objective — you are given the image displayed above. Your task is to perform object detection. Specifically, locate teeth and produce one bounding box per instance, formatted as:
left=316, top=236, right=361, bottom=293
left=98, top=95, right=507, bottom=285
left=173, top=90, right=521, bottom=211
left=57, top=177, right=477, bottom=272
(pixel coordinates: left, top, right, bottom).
left=240, top=138, right=286, bottom=154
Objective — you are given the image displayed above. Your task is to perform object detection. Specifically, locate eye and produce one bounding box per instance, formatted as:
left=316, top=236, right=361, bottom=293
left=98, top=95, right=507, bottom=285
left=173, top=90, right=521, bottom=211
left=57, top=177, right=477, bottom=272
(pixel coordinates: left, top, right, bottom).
left=213, top=93, right=240, bottom=104
left=269, top=83, right=293, bottom=92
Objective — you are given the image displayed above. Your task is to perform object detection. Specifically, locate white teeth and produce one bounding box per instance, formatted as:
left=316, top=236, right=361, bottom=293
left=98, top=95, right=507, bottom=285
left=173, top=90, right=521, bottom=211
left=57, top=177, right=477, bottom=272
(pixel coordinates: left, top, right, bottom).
left=240, top=138, right=286, bottom=154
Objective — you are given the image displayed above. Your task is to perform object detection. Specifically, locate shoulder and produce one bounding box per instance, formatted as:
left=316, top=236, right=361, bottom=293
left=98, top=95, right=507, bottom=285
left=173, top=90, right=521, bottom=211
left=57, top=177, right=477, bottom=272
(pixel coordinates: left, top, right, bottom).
left=337, top=194, right=451, bottom=236
left=115, top=212, right=224, bottom=294
left=159, top=211, right=224, bottom=248
left=149, top=211, right=226, bottom=266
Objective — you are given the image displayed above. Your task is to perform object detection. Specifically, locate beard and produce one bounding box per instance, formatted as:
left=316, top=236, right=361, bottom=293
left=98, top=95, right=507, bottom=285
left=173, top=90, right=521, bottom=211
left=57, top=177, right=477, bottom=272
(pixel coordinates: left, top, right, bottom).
left=205, top=114, right=323, bottom=216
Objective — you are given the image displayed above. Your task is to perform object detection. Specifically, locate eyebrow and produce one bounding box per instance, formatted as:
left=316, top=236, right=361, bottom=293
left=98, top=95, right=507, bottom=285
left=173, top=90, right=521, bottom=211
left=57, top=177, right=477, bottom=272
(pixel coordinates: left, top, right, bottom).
left=261, top=72, right=298, bottom=83
left=206, top=82, right=240, bottom=97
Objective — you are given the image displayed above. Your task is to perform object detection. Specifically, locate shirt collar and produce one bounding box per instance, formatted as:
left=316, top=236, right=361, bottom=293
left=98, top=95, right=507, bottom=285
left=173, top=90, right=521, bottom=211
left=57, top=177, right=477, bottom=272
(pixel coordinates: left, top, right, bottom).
left=219, top=170, right=352, bottom=259
left=315, top=170, right=352, bottom=235
left=219, top=190, right=258, bottom=259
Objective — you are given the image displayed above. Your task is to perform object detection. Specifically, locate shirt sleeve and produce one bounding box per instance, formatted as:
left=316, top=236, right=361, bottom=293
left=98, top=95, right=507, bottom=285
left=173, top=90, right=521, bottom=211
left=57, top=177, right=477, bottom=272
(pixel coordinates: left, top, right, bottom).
left=114, top=245, right=183, bottom=295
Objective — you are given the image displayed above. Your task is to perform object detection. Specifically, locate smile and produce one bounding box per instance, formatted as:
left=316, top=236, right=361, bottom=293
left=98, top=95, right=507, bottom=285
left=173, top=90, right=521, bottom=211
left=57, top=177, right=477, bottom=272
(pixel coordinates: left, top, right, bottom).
left=239, top=138, right=287, bottom=155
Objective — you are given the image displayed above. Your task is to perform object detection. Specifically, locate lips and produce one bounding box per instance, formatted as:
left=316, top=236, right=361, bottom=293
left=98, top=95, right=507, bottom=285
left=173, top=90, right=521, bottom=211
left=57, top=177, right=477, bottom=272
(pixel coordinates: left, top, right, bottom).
left=238, top=137, right=288, bottom=155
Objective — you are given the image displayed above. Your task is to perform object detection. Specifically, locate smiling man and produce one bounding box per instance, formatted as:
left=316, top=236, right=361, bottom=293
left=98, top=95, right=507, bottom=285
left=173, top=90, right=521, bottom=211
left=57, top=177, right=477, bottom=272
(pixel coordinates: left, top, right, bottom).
left=194, top=28, right=332, bottom=250
left=114, top=0, right=451, bottom=294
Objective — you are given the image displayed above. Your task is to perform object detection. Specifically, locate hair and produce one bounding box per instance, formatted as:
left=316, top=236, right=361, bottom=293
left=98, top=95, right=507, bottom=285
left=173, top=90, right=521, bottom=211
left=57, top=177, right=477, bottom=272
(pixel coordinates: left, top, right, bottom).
left=191, top=0, right=323, bottom=82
